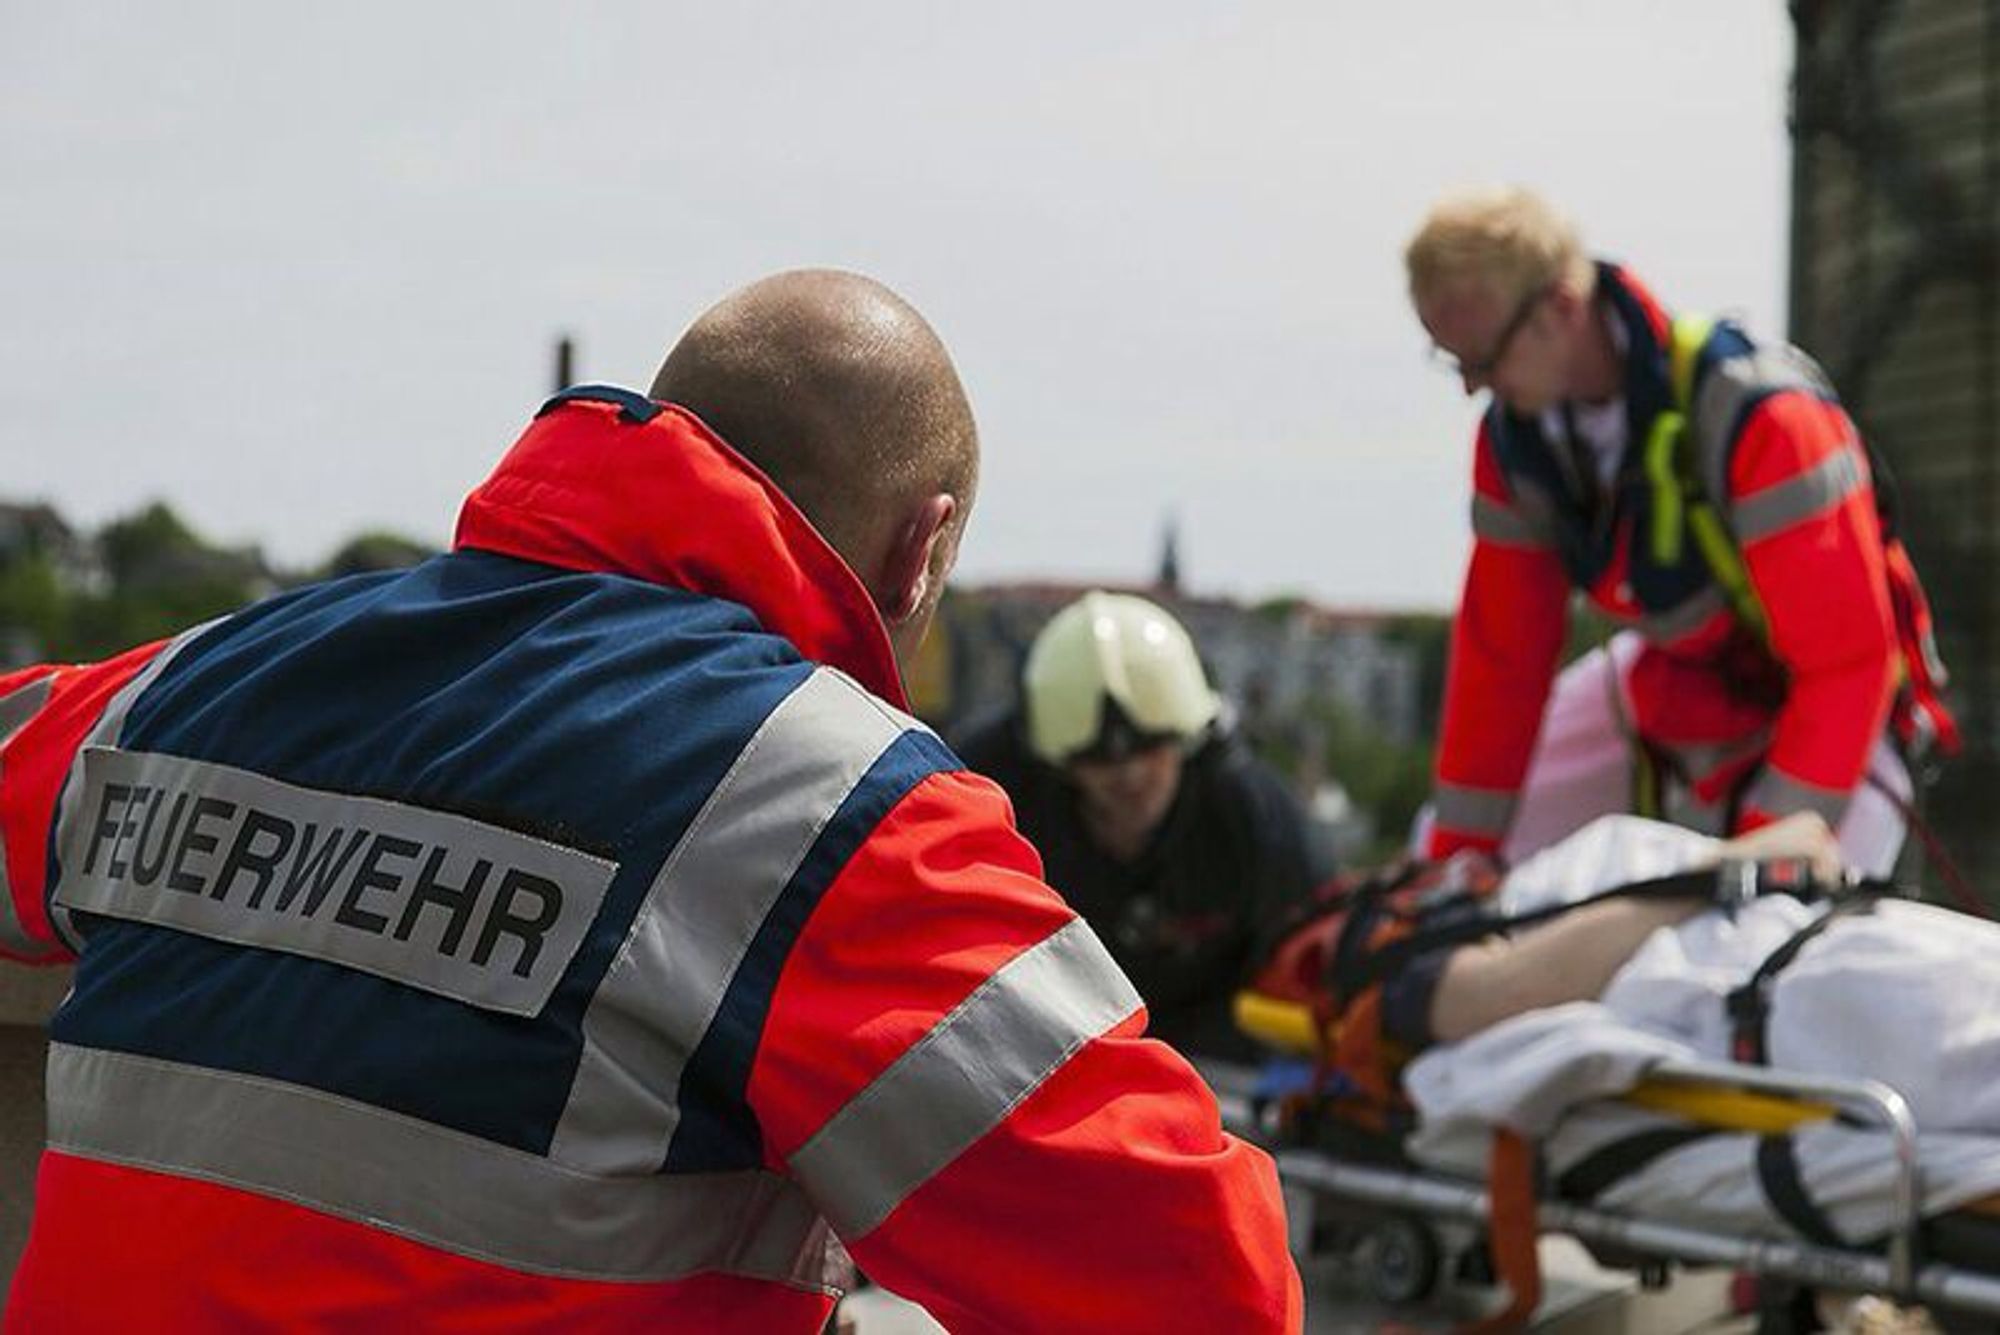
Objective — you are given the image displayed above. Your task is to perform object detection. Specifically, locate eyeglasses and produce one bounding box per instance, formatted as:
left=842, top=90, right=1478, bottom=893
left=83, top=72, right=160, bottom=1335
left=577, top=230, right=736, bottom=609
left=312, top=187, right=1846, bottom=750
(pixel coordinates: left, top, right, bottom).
left=1428, top=283, right=1553, bottom=380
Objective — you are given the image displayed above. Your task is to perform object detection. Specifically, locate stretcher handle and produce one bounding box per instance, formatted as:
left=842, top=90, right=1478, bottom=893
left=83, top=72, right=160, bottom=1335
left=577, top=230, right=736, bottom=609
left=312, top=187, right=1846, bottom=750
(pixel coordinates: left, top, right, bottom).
left=1645, top=1058, right=1921, bottom=1293
left=1624, top=1079, right=1835, bottom=1134
left=1233, top=991, right=1319, bottom=1055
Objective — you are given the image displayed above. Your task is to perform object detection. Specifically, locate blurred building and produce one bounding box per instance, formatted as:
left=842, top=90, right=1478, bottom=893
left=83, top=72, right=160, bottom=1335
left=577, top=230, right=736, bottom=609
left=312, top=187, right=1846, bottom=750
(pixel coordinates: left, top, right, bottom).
left=915, top=576, right=1422, bottom=863
left=1789, top=0, right=1999, bottom=885
left=922, top=579, right=1421, bottom=751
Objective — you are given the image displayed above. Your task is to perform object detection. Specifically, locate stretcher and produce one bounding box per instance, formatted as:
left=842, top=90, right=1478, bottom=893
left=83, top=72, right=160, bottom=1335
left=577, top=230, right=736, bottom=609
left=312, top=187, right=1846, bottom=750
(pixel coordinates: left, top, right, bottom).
left=1232, top=991, right=2000, bottom=1332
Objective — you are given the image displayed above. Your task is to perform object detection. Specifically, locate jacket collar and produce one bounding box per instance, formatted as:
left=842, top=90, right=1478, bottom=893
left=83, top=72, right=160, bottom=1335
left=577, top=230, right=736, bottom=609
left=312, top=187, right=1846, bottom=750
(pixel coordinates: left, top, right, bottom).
left=1487, top=262, right=1678, bottom=465
left=1594, top=261, right=1672, bottom=419
left=453, top=387, right=908, bottom=708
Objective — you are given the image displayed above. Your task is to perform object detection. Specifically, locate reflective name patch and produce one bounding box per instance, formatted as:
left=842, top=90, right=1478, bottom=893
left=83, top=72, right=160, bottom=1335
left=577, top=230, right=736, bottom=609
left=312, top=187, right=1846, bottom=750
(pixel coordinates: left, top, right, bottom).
left=55, top=748, right=620, bottom=1017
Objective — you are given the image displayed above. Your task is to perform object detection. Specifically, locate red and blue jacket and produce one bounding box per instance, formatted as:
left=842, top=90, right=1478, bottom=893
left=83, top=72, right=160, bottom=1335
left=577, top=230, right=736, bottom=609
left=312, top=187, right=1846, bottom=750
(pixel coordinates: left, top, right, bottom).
left=1, top=387, right=1300, bottom=1333
left=1427, top=266, right=1949, bottom=857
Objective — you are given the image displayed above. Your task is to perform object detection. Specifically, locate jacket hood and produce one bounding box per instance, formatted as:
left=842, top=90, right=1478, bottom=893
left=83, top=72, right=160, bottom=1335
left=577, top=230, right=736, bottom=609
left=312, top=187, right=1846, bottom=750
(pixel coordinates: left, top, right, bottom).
left=453, top=387, right=907, bottom=708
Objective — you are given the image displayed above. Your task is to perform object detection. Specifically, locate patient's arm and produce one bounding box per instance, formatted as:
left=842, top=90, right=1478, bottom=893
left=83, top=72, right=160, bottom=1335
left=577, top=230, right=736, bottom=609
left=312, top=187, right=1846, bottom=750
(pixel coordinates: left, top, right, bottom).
left=1427, top=894, right=1708, bottom=1043
left=1426, top=813, right=1842, bottom=1044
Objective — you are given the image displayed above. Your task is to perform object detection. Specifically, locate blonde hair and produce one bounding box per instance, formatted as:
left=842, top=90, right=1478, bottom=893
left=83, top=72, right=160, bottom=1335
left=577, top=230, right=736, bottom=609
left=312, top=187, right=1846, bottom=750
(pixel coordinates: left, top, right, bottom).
left=1404, top=185, right=1595, bottom=307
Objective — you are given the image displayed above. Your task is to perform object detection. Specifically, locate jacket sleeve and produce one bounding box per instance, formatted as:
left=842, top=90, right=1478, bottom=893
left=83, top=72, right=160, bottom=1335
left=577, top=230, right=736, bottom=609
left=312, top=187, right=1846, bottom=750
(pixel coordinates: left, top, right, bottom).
left=1725, top=392, right=1898, bottom=831
left=1425, top=424, right=1572, bottom=857
left=0, top=640, right=176, bottom=963
left=747, top=768, right=1303, bottom=1334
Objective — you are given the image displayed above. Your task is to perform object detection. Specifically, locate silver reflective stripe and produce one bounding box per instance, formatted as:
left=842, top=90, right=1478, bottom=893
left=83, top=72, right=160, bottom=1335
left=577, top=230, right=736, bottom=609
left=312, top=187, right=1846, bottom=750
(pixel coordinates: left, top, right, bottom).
left=1743, top=764, right=1850, bottom=825
left=1471, top=494, right=1552, bottom=550
left=1660, top=784, right=1730, bottom=837
left=789, top=917, right=1141, bottom=1239
left=48, top=619, right=225, bottom=951
left=1689, top=345, right=1833, bottom=506
left=1657, top=726, right=1772, bottom=782
left=1731, top=447, right=1864, bottom=544
left=1514, top=479, right=1560, bottom=532
left=1638, top=588, right=1728, bottom=645
left=0, top=675, right=55, bottom=955
left=0, top=676, right=51, bottom=748
left=549, top=668, right=918, bottom=1174
left=53, top=748, right=619, bottom=1017
left=1432, top=782, right=1515, bottom=838
left=47, top=1042, right=835, bottom=1287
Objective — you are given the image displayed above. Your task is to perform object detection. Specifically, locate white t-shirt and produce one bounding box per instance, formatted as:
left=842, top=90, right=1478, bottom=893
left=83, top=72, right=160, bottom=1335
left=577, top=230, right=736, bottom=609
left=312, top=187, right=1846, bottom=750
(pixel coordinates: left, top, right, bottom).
left=1537, top=303, right=1632, bottom=494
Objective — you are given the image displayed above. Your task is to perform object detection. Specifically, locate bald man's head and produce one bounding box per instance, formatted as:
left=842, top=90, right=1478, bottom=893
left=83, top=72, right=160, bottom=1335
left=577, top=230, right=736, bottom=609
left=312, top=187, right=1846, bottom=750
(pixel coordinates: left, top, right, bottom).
left=651, top=267, right=977, bottom=573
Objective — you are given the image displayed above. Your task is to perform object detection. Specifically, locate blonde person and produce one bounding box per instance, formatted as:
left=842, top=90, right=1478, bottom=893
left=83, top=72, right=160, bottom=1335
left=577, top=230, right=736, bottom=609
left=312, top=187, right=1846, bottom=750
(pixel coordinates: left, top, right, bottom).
left=1407, top=186, right=1952, bottom=873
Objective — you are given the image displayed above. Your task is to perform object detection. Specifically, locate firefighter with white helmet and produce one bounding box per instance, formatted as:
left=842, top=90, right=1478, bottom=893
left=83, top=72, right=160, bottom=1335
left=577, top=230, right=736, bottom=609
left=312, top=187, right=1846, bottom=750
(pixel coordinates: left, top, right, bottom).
left=958, top=591, right=1328, bottom=1062
left=1023, top=592, right=1221, bottom=765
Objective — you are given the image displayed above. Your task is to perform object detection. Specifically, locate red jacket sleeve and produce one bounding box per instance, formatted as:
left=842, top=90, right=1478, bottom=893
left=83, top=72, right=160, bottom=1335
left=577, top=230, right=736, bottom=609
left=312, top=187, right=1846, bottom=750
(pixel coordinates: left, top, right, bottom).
left=0, top=641, right=173, bottom=963
left=748, top=768, right=1302, bottom=1334
left=1726, top=392, right=1898, bottom=830
left=1426, top=424, right=1572, bottom=857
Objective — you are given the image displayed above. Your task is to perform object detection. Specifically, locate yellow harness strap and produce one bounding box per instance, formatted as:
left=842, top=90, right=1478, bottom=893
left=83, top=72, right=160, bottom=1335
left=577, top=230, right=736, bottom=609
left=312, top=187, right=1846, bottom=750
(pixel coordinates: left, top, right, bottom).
left=1643, top=314, right=1771, bottom=643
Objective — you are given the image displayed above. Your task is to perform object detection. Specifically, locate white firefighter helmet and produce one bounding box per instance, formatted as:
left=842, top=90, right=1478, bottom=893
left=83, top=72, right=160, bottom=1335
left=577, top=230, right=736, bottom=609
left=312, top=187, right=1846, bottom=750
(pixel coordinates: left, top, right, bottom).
left=1022, top=591, right=1221, bottom=766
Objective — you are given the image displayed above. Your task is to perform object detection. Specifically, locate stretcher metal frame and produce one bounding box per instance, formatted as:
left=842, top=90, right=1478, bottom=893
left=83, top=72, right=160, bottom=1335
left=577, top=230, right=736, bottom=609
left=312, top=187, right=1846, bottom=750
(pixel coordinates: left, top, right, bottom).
left=1266, top=1055, right=2000, bottom=1322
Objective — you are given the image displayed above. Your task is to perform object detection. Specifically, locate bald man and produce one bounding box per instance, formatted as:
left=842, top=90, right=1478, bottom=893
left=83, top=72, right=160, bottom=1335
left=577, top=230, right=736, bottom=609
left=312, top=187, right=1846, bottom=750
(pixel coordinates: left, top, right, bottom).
left=0, top=272, right=1300, bottom=1333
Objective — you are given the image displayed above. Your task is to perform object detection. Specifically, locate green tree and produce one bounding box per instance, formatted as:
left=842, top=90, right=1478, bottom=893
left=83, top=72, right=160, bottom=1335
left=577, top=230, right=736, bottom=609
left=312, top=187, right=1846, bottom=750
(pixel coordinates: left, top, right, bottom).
left=67, top=502, right=263, bottom=658
left=98, top=502, right=204, bottom=588
left=0, top=555, right=67, bottom=654
left=1318, top=698, right=1434, bottom=862
left=321, top=531, right=436, bottom=579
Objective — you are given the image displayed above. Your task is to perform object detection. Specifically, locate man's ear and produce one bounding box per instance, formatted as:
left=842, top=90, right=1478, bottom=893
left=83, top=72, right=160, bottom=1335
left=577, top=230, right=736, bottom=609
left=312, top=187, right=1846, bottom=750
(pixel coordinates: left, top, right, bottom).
left=1546, top=281, right=1593, bottom=330
left=879, top=493, right=957, bottom=626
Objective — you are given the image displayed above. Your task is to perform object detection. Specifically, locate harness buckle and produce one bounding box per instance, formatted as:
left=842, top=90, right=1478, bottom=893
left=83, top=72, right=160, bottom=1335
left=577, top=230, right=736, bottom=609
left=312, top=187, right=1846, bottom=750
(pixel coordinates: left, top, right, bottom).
left=1724, top=976, right=1772, bottom=1028
left=1714, top=858, right=1759, bottom=917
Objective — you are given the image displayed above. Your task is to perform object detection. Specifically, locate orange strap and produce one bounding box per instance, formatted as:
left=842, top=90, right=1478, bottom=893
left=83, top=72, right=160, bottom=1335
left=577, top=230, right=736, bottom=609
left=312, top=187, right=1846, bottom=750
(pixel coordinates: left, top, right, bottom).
left=1458, top=1130, right=1542, bottom=1334
left=1332, top=989, right=1394, bottom=1109
left=1320, top=907, right=1420, bottom=1133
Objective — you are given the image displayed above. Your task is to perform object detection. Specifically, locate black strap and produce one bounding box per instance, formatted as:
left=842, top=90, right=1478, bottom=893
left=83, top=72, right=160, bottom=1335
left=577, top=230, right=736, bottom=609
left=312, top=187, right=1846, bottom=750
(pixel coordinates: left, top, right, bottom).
left=535, top=384, right=664, bottom=424
left=1724, top=892, right=1886, bottom=1064
left=1556, top=1127, right=1719, bottom=1202
left=1560, top=403, right=1603, bottom=520
left=1272, top=858, right=1425, bottom=946
left=1723, top=893, right=1901, bottom=1253
left=1333, top=866, right=1895, bottom=1025
left=1757, top=1134, right=1847, bottom=1247
left=1333, top=868, right=1727, bottom=1003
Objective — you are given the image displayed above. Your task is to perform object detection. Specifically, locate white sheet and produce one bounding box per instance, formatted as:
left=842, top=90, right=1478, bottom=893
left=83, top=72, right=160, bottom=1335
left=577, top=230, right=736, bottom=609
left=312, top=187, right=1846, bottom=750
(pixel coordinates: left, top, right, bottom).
left=1401, top=816, right=2000, bottom=1241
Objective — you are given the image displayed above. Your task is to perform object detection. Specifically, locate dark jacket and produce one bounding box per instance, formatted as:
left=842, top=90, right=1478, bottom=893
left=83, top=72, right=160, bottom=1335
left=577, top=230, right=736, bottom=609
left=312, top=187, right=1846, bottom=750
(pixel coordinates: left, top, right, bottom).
left=956, top=710, right=1329, bottom=1062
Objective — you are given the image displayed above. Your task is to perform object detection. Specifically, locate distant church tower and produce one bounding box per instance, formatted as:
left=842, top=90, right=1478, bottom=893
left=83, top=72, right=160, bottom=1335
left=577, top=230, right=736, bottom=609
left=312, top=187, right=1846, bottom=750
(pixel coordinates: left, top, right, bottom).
left=1156, top=514, right=1182, bottom=595
left=553, top=334, right=577, bottom=394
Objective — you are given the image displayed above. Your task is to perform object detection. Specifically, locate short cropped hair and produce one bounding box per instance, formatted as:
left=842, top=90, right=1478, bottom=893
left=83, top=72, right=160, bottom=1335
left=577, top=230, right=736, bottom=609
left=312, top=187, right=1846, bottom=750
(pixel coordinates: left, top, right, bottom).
left=1405, top=186, right=1595, bottom=308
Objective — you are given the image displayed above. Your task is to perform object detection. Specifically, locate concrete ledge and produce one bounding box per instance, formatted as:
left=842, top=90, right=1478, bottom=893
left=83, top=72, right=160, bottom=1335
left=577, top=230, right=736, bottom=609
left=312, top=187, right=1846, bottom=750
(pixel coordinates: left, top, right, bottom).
left=0, top=1024, right=46, bottom=1293
left=0, top=964, right=61, bottom=1293
left=0, top=965, right=68, bottom=1028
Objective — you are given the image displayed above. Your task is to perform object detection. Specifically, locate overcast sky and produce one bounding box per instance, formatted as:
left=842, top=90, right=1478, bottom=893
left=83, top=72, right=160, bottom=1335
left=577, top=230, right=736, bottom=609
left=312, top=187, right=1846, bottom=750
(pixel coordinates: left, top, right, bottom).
left=1, top=4, right=1792, bottom=609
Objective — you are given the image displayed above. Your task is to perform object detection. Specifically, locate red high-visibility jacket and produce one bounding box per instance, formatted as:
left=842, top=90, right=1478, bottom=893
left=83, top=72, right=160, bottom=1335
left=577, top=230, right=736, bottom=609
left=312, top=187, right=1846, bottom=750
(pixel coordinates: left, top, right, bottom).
left=2, top=388, right=1302, bottom=1333
left=1426, top=266, right=1933, bottom=858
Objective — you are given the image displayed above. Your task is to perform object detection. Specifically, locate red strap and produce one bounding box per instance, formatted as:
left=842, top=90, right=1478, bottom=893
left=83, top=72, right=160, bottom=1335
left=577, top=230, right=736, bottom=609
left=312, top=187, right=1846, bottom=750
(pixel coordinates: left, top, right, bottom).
left=1883, top=538, right=1961, bottom=756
